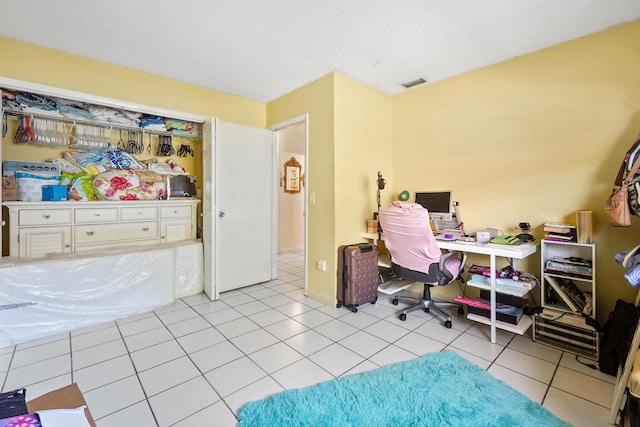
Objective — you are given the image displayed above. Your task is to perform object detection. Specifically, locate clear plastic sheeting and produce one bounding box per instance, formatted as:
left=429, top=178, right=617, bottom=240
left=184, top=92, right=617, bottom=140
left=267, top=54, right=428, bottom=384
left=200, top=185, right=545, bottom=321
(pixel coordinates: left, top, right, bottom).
left=0, top=242, right=203, bottom=348
left=174, top=240, right=204, bottom=298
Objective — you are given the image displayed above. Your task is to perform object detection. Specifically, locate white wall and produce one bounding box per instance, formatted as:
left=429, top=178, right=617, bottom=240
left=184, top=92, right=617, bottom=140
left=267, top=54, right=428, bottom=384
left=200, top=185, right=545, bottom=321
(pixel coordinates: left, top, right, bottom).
left=278, top=124, right=305, bottom=252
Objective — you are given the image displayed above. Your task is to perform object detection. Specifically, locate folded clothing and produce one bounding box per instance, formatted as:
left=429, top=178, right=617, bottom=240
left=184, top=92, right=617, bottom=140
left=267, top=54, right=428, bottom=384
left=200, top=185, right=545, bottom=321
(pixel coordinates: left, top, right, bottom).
left=106, top=150, right=146, bottom=169
left=616, top=245, right=640, bottom=287
left=56, top=100, right=96, bottom=121
left=63, top=150, right=115, bottom=175
left=15, top=93, right=57, bottom=111
left=165, top=119, right=193, bottom=131
left=141, top=115, right=167, bottom=131
left=88, top=106, right=141, bottom=127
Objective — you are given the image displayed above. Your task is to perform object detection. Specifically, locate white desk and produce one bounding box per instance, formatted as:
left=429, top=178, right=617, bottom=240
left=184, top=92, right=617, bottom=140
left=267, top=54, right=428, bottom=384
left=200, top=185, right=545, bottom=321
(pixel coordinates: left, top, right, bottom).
left=362, top=233, right=538, bottom=343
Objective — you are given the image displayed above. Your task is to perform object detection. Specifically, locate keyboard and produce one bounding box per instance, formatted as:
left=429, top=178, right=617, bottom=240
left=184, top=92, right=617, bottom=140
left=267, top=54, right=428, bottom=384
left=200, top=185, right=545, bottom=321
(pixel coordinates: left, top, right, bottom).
left=378, top=280, right=413, bottom=295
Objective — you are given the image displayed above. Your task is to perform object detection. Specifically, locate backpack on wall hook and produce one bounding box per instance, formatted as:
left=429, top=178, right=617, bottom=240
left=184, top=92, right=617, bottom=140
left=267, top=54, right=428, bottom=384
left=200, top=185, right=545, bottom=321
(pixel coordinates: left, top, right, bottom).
left=612, top=134, right=640, bottom=218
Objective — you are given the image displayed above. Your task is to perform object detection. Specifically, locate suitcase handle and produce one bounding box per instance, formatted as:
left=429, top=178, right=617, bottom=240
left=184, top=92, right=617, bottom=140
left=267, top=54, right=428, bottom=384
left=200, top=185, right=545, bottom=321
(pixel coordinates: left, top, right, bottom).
left=359, top=245, right=373, bottom=253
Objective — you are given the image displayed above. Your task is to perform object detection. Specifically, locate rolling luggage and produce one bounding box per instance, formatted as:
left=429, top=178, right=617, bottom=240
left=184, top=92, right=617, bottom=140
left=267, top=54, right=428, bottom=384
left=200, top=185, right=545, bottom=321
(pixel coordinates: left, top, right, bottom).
left=336, top=243, right=379, bottom=312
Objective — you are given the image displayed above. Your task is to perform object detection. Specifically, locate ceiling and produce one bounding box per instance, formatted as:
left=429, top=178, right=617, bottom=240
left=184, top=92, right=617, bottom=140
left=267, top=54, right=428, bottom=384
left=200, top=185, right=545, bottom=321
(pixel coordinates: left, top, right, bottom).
left=1, top=0, right=639, bottom=103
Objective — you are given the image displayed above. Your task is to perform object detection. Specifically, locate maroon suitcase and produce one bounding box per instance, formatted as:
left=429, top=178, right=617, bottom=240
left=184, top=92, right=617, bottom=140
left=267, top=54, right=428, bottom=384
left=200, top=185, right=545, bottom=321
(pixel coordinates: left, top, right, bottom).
left=336, top=243, right=379, bottom=312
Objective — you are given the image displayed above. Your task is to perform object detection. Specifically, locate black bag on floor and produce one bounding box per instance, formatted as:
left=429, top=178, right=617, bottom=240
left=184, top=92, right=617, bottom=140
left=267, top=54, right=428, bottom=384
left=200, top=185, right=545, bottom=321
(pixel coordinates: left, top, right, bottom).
left=0, top=388, right=27, bottom=419
left=600, top=299, right=640, bottom=375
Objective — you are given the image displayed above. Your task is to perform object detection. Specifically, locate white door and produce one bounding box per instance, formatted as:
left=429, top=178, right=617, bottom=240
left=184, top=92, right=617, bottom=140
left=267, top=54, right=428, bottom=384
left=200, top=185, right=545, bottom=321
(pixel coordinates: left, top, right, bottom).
left=202, top=118, right=276, bottom=299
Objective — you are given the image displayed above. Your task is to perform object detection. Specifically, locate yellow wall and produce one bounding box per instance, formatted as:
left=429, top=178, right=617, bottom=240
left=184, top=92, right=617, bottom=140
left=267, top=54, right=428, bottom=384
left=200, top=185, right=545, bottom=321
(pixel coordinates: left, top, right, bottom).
left=0, top=37, right=265, bottom=127
left=267, top=74, right=336, bottom=304
left=334, top=73, right=394, bottom=243
left=392, top=20, right=640, bottom=322
left=3, top=19, right=640, bottom=322
left=267, top=73, right=393, bottom=305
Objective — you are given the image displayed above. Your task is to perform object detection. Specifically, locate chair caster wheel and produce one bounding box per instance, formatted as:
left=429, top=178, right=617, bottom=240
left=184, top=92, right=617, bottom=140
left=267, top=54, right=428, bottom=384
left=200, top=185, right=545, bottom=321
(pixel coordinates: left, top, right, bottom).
left=391, top=298, right=399, bottom=305
left=424, top=307, right=430, bottom=313
left=399, top=313, right=407, bottom=321
left=336, top=302, right=342, bottom=308
left=444, top=320, right=452, bottom=329
left=457, top=307, right=464, bottom=315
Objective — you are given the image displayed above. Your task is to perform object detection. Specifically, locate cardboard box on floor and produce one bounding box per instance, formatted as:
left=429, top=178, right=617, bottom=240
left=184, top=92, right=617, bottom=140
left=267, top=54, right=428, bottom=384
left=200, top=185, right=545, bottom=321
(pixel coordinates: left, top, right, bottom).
left=26, top=383, right=96, bottom=427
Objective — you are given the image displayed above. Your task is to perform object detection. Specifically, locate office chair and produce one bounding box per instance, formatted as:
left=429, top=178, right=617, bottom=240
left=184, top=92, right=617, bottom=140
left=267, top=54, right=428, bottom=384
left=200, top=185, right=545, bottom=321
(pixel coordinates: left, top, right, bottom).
left=378, top=202, right=466, bottom=328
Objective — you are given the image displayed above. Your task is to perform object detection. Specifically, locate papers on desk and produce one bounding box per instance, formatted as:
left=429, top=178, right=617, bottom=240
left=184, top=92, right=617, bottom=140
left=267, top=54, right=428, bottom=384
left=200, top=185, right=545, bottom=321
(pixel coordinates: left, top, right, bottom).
left=485, top=242, right=535, bottom=250
left=455, top=237, right=477, bottom=245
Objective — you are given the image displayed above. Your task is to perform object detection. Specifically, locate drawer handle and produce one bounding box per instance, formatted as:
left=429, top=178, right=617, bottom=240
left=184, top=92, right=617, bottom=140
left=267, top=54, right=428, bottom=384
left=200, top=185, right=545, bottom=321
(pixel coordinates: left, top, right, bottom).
left=64, top=244, right=71, bottom=248
left=43, top=214, right=51, bottom=219
left=94, top=213, right=101, bottom=217
left=86, top=231, right=94, bottom=236
left=143, top=227, right=149, bottom=232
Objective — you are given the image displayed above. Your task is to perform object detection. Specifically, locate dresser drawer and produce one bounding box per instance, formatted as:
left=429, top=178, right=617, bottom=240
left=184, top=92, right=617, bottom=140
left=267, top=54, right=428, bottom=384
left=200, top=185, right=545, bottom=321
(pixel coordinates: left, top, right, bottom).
left=75, top=221, right=158, bottom=244
left=121, top=207, right=157, bottom=221
left=19, top=209, right=72, bottom=226
left=160, top=205, right=192, bottom=219
left=75, top=208, right=118, bottom=223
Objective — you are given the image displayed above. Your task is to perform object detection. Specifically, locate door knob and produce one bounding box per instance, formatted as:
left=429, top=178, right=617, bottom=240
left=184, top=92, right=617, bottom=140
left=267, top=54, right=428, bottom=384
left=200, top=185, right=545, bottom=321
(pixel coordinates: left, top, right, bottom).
left=218, top=211, right=226, bottom=219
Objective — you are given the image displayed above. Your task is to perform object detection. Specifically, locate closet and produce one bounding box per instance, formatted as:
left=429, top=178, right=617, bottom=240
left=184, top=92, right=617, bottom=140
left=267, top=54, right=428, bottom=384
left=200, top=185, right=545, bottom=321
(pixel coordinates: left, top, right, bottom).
left=2, top=86, right=202, bottom=259
left=1, top=76, right=277, bottom=302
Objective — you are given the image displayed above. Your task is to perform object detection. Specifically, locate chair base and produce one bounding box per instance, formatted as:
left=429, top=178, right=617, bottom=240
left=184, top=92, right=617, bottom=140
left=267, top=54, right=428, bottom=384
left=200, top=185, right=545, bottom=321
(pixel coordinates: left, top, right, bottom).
left=391, top=292, right=464, bottom=329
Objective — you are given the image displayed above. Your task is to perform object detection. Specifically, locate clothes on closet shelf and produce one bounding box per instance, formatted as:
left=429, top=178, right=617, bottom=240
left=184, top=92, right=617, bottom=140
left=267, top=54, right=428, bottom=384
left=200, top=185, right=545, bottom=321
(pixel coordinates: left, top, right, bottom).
left=2, top=88, right=197, bottom=137
left=56, top=99, right=96, bottom=121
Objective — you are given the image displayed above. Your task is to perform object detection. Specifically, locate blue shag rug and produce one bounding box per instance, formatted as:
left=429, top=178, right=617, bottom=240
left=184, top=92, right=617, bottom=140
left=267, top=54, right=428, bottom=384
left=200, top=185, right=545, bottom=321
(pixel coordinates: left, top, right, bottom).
left=238, top=350, right=569, bottom=427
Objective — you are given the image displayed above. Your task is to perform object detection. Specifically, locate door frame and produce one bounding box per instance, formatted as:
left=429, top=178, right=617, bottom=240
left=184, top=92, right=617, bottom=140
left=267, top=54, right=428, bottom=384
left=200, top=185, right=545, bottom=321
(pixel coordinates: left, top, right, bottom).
left=270, top=114, right=309, bottom=295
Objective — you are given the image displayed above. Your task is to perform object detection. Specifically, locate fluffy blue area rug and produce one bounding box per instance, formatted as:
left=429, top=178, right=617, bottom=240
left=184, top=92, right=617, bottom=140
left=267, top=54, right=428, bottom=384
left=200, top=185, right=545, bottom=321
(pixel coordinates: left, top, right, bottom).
left=238, top=350, right=569, bottom=427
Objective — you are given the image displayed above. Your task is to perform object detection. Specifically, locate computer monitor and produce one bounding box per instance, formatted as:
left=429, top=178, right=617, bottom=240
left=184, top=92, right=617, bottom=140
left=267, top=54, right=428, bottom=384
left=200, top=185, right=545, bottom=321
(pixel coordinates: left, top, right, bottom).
left=414, top=191, right=453, bottom=221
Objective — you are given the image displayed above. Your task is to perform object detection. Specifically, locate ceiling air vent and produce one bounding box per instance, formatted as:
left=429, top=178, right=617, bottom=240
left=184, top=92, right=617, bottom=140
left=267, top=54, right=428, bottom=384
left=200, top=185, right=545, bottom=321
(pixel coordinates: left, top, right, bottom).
left=401, top=77, right=427, bottom=89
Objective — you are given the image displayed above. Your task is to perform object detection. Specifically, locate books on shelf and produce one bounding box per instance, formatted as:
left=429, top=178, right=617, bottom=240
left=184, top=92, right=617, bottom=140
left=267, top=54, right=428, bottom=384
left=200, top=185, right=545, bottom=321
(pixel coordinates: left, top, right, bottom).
left=456, top=291, right=525, bottom=325
left=551, top=256, right=592, bottom=267
left=543, top=223, right=576, bottom=234
left=545, top=276, right=579, bottom=312
left=543, top=222, right=576, bottom=242
left=544, top=276, right=591, bottom=315
left=544, top=259, right=592, bottom=278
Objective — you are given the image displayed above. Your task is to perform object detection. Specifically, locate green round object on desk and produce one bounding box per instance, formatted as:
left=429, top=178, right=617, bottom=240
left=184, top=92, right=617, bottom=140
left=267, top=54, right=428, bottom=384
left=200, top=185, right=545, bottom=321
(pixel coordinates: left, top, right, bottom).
left=398, top=190, right=410, bottom=201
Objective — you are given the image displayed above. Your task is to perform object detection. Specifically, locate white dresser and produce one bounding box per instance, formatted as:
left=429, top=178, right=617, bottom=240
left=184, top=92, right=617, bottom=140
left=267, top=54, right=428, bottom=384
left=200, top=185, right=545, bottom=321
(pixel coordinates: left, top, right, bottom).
left=3, top=199, right=200, bottom=258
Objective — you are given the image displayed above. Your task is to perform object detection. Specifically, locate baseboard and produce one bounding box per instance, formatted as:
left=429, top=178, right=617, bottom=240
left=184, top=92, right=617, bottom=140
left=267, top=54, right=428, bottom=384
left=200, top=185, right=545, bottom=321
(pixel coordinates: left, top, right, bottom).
left=279, top=246, right=303, bottom=254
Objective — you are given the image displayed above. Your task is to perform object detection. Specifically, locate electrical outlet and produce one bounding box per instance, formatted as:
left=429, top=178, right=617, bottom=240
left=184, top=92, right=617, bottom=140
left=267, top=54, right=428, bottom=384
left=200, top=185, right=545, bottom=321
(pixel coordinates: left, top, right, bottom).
left=316, top=259, right=326, bottom=271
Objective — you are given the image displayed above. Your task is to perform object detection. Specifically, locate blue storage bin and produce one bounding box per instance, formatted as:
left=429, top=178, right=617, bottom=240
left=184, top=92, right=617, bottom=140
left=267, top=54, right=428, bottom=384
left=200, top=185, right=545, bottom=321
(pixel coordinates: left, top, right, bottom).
left=42, top=185, right=67, bottom=201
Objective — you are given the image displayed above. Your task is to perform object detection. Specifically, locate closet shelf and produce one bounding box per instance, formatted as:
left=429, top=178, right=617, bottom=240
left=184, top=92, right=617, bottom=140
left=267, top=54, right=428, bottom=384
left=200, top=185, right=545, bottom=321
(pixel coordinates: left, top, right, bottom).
left=2, top=108, right=200, bottom=140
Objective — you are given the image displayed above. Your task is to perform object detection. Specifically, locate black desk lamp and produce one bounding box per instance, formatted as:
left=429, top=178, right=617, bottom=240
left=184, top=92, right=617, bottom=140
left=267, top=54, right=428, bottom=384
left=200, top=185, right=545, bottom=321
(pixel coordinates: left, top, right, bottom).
left=376, top=171, right=386, bottom=238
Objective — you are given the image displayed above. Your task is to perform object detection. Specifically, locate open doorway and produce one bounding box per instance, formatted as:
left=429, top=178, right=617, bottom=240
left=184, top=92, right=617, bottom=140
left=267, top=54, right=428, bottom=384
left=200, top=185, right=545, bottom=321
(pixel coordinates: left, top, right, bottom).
left=271, top=115, right=308, bottom=294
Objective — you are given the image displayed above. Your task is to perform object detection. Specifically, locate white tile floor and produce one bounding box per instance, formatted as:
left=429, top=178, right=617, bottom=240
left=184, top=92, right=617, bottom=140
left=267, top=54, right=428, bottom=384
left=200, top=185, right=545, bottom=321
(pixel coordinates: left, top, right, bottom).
left=0, top=250, right=621, bottom=426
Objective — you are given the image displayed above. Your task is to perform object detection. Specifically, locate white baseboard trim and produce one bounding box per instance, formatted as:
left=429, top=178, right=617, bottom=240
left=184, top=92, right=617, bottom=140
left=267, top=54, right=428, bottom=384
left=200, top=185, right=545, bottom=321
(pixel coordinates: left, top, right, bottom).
left=279, top=246, right=303, bottom=254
